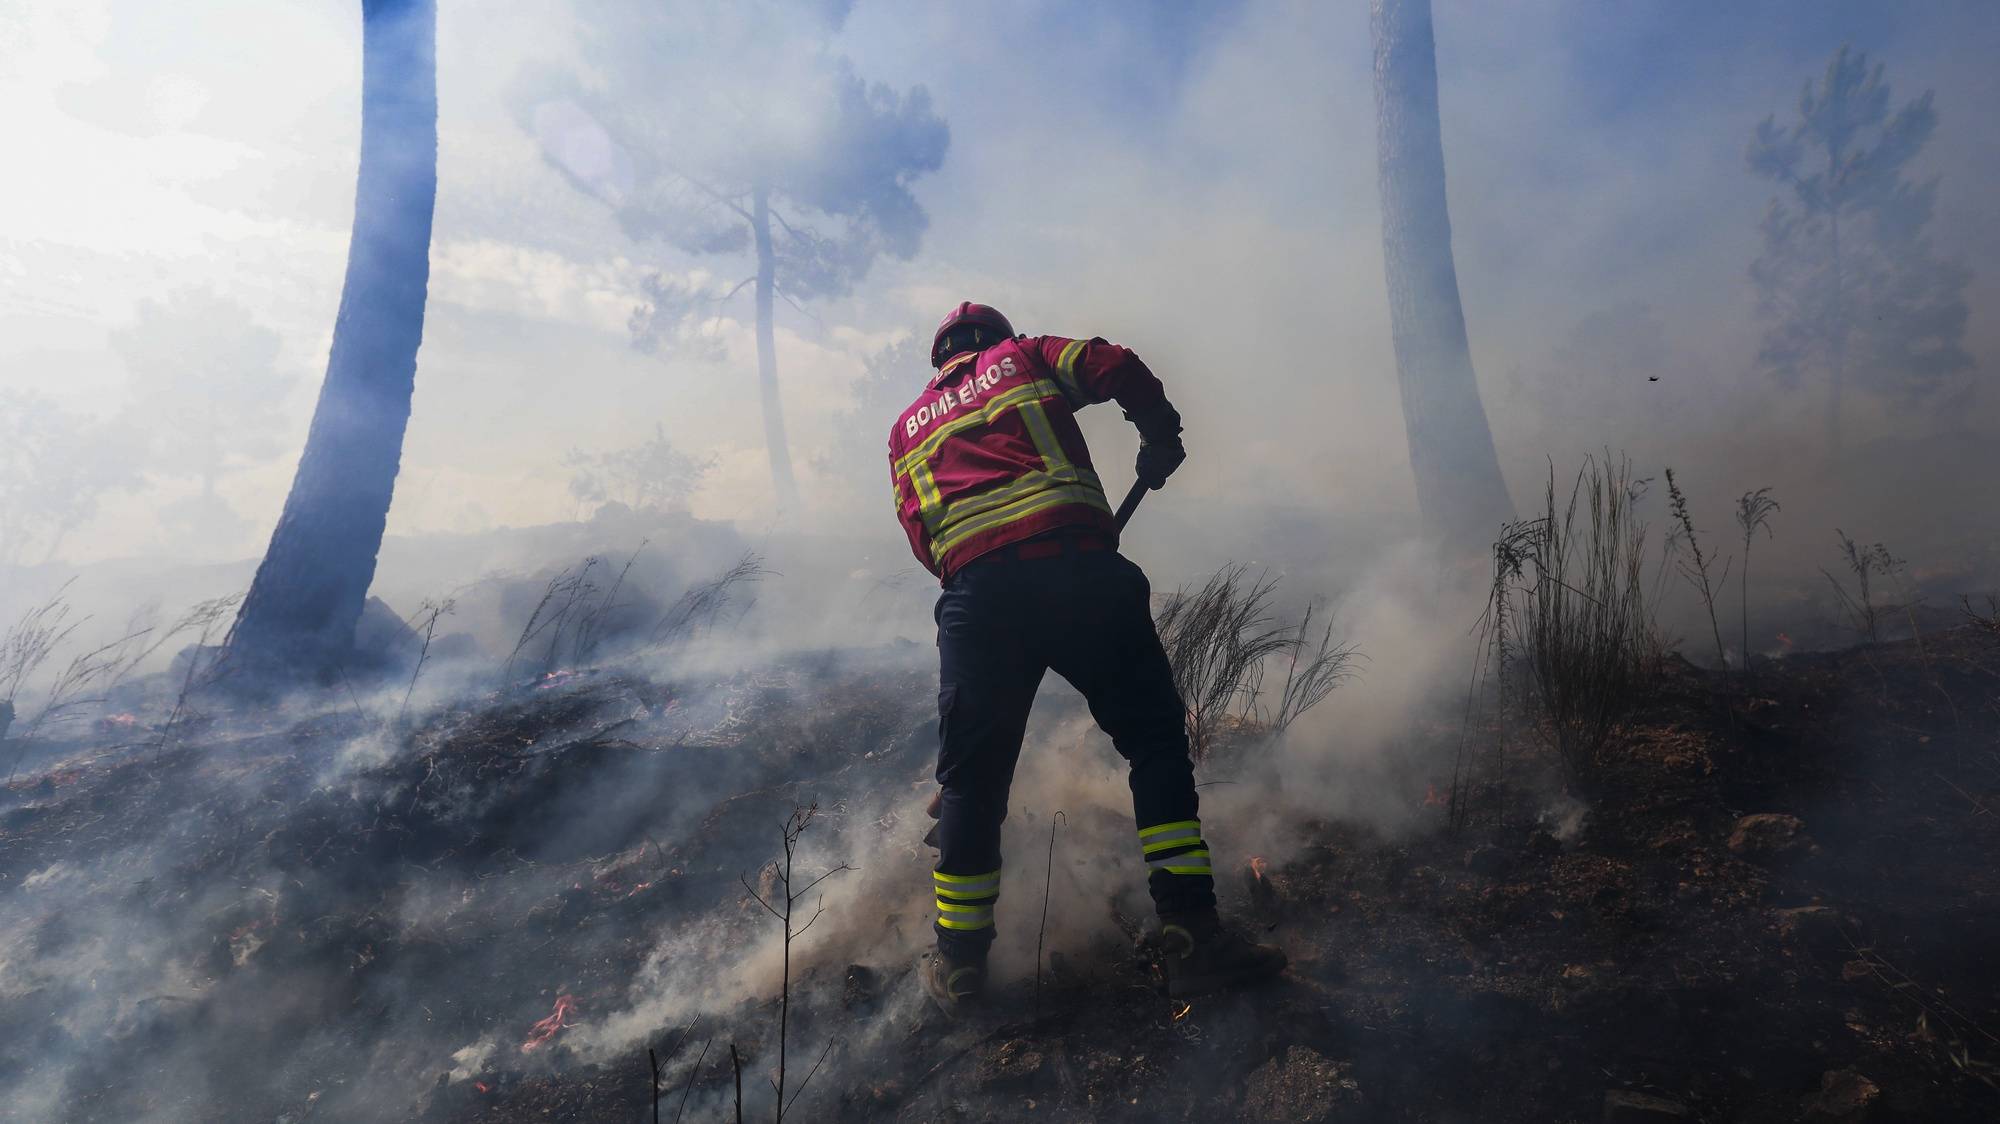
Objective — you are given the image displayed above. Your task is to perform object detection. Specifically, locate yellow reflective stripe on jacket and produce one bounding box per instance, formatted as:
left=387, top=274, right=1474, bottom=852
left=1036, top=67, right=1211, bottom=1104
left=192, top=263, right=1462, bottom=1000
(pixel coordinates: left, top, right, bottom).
left=894, top=383, right=1047, bottom=477
left=923, top=462, right=1104, bottom=536
left=908, top=461, right=944, bottom=528
left=928, top=483, right=1112, bottom=563
left=1015, top=398, right=1069, bottom=471
left=1049, top=339, right=1088, bottom=406
left=912, top=394, right=1106, bottom=539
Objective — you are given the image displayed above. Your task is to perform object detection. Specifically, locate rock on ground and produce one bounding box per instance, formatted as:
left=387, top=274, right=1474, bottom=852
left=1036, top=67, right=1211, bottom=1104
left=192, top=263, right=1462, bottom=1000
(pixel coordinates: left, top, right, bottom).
left=1603, top=1088, right=1689, bottom=1122
left=1728, top=812, right=1810, bottom=858
left=1242, top=1045, right=1359, bottom=1122
left=1802, top=1068, right=1879, bottom=1122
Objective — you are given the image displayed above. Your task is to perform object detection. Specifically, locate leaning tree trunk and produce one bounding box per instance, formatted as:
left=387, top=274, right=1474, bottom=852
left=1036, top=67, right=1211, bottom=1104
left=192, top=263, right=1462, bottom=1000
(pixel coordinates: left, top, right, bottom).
left=1371, top=0, right=1514, bottom=550
left=750, top=185, right=802, bottom=509
left=229, top=0, right=437, bottom=680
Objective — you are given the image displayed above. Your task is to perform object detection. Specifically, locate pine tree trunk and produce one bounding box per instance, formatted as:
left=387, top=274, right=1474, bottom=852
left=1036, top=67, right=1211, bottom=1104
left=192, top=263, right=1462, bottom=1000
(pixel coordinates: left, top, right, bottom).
left=751, top=186, right=801, bottom=510
left=1370, top=0, right=1513, bottom=549
left=228, top=0, right=437, bottom=679
left=1826, top=209, right=1847, bottom=460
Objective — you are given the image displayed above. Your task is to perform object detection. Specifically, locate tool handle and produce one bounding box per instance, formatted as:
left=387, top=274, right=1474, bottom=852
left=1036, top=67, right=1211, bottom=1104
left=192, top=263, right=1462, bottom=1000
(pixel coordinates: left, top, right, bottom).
left=1113, top=478, right=1149, bottom=531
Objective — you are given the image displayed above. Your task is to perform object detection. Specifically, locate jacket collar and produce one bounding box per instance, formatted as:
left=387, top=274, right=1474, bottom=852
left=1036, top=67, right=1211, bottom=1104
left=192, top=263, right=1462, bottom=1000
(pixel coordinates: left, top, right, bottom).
left=928, top=350, right=979, bottom=390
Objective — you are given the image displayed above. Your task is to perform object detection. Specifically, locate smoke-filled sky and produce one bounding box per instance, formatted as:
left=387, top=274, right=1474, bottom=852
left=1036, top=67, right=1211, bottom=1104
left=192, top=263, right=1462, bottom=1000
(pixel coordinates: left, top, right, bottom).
left=3, top=0, right=1996, bottom=574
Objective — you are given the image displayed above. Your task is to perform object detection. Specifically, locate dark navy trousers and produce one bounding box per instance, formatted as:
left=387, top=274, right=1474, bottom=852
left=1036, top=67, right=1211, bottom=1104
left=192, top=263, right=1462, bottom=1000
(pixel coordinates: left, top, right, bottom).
left=930, top=539, right=1216, bottom=959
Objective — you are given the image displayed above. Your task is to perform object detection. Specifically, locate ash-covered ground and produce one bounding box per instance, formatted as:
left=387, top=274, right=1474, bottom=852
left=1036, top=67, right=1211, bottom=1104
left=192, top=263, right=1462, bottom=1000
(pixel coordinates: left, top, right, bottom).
left=3, top=591, right=1998, bottom=1122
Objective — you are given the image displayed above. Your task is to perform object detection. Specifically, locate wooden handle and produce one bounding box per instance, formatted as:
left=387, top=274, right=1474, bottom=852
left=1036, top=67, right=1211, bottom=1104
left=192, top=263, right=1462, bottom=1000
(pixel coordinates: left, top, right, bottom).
left=1114, top=479, right=1148, bottom=531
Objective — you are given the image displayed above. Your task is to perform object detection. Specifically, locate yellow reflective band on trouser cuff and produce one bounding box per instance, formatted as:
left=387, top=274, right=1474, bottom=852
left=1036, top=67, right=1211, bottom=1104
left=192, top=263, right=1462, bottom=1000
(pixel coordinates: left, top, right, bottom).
left=934, top=870, right=1000, bottom=893
left=1138, top=819, right=1201, bottom=839
left=936, top=901, right=995, bottom=930
left=1141, top=826, right=1203, bottom=854
left=1148, top=849, right=1211, bottom=874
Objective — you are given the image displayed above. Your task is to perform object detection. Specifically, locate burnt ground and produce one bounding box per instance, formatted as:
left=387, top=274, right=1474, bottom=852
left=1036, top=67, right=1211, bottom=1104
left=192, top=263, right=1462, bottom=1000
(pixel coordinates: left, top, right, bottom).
left=2, top=626, right=1998, bottom=1122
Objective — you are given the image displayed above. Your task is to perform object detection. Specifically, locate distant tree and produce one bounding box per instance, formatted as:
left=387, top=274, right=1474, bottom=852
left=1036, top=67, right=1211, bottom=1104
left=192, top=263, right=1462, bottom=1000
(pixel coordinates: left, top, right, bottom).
left=516, top=0, right=949, bottom=510
left=1748, top=45, right=1973, bottom=456
left=0, top=392, right=140, bottom=564
left=820, top=334, right=927, bottom=483
left=229, top=0, right=437, bottom=679
left=564, top=423, right=716, bottom=517
left=109, top=289, right=291, bottom=548
left=1370, top=0, right=1514, bottom=550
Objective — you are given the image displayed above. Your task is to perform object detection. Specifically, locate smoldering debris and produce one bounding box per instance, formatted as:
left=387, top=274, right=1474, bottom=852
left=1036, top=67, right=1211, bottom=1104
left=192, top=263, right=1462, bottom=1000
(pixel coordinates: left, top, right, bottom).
left=2, top=564, right=1998, bottom=1121
left=0, top=635, right=942, bottom=1122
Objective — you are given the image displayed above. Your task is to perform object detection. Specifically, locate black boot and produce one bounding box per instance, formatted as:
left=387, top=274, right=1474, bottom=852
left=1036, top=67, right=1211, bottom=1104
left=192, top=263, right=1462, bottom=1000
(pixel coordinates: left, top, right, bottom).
left=1156, top=913, right=1286, bottom=998
left=918, top=949, right=986, bottom=1017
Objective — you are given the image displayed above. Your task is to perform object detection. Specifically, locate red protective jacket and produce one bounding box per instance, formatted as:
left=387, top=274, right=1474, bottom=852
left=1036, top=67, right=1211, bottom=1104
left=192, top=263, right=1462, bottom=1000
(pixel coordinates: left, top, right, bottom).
left=888, top=334, right=1167, bottom=581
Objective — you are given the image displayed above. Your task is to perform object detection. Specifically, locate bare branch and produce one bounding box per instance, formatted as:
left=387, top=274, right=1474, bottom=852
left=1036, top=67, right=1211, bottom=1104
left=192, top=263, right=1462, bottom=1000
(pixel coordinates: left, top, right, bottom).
left=794, top=864, right=852, bottom=899
left=674, top=1038, right=712, bottom=1124
left=738, top=873, right=782, bottom=921
left=658, top=158, right=753, bottom=223
left=782, top=1038, right=839, bottom=1117
left=764, top=204, right=806, bottom=242
left=773, top=285, right=822, bottom=327
left=791, top=903, right=826, bottom=939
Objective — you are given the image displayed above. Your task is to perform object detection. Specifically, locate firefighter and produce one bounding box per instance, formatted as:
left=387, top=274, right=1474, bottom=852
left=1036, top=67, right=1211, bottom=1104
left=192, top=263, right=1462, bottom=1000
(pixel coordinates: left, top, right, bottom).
left=889, top=301, right=1286, bottom=1016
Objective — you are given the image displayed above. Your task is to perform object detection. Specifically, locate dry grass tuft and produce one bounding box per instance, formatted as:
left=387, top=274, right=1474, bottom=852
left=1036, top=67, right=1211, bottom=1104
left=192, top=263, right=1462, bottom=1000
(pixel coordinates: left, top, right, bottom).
left=1475, top=454, right=1650, bottom=797
left=1154, top=566, right=1356, bottom=761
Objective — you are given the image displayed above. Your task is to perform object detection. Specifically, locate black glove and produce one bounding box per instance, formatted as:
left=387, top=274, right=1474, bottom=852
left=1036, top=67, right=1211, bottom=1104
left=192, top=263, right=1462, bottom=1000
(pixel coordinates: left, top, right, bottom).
left=1128, top=402, right=1185, bottom=490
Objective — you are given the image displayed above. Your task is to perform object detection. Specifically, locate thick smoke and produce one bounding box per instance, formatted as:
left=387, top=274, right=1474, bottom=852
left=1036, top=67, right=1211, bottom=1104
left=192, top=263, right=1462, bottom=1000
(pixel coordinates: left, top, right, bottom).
left=4, top=0, right=1998, bottom=1118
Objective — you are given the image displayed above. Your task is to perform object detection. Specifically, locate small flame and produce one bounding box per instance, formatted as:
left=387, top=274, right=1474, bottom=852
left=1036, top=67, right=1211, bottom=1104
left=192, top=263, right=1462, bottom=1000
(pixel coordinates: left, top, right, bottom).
left=1249, top=856, right=1268, bottom=882
left=520, top=995, right=578, bottom=1053
left=1775, top=631, right=1795, bottom=651
left=474, top=1082, right=490, bottom=1094
left=1422, top=783, right=1445, bottom=808
left=1171, top=1000, right=1193, bottom=1022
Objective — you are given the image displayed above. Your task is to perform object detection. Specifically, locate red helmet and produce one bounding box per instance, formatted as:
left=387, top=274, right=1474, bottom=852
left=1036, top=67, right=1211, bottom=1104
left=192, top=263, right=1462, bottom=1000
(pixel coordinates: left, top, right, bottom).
left=930, top=301, right=1014, bottom=367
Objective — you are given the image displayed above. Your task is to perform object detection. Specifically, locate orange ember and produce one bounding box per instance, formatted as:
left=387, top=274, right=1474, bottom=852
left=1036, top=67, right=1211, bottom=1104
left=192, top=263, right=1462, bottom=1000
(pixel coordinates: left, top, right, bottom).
left=1422, top=783, right=1444, bottom=808
left=1249, top=856, right=1269, bottom=881
left=520, top=994, right=578, bottom=1053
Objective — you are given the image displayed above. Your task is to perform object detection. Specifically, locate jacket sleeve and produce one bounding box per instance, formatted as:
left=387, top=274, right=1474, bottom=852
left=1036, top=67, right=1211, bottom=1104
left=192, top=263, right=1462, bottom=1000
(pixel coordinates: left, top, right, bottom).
left=1027, top=335, right=1168, bottom=415
left=888, top=433, right=941, bottom=576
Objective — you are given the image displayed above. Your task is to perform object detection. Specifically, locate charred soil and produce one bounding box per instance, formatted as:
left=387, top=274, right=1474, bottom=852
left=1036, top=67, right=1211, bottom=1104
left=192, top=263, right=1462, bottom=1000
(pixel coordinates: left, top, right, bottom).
left=2, top=629, right=1997, bottom=1122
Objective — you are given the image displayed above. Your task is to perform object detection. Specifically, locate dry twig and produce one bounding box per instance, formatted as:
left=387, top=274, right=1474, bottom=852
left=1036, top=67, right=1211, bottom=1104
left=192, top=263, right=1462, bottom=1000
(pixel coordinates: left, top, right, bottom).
left=738, top=803, right=849, bottom=1121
